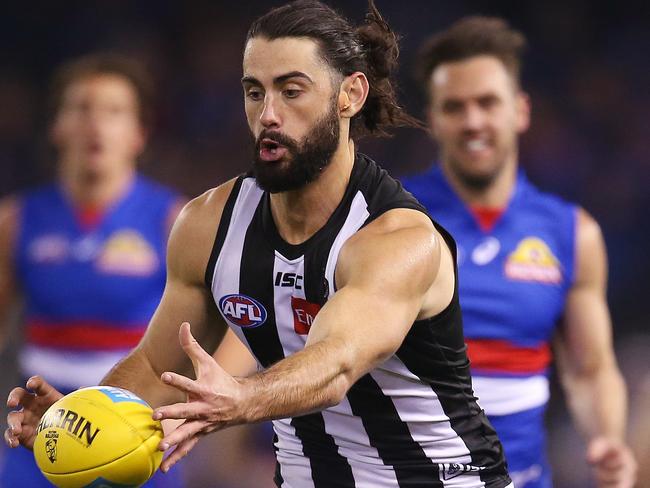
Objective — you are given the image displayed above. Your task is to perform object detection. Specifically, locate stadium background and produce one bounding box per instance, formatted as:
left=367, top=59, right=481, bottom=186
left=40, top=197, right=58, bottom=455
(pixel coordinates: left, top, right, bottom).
left=0, top=1, right=647, bottom=486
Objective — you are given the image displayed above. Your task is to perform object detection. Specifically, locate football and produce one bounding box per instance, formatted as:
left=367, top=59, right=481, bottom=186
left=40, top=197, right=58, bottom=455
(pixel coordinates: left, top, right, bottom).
left=33, top=386, right=164, bottom=488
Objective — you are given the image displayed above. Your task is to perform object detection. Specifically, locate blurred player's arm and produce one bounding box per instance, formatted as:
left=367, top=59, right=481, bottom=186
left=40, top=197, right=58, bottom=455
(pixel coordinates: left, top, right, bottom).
left=213, top=329, right=259, bottom=377
left=0, top=197, right=20, bottom=351
left=153, top=208, right=452, bottom=471
left=101, top=183, right=236, bottom=407
left=554, top=208, right=636, bottom=487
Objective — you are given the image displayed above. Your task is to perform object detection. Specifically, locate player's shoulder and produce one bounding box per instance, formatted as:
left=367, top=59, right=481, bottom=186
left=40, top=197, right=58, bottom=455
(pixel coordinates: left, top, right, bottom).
left=335, top=207, right=443, bottom=297
left=166, top=177, right=240, bottom=283
left=172, top=178, right=238, bottom=235
left=575, top=207, right=603, bottom=247
left=341, top=208, right=439, bottom=268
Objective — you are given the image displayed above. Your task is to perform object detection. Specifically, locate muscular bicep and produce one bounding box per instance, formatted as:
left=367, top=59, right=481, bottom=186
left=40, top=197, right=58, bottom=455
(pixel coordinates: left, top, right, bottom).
left=556, top=209, right=615, bottom=376
left=139, top=275, right=227, bottom=378
left=306, top=210, right=446, bottom=380
left=137, top=185, right=235, bottom=378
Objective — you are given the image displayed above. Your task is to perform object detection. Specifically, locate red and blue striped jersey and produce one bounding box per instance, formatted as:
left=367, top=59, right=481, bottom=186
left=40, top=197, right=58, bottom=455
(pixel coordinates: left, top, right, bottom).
left=402, top=166, right=577, bottom=416
left=15, top=175, right=179, bottom=390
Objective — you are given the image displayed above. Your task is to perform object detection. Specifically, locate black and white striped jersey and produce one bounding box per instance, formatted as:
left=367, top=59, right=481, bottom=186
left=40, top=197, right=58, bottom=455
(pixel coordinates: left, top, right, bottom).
left=205, top=154, right=511, bottom=488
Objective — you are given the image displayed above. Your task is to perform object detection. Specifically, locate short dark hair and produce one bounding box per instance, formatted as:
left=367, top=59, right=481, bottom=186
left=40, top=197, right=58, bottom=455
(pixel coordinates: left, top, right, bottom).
left=417, top=16, right=527, bottom=100
left=247, top=0, right=422, bottom=138
left=49, top=52, right=154, bottom=128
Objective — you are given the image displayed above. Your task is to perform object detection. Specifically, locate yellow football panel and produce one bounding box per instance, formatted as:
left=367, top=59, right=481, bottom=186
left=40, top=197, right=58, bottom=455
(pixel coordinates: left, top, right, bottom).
left=35, top=387, right=163, bottom=475
left=42, top=431, right=164, bottom=488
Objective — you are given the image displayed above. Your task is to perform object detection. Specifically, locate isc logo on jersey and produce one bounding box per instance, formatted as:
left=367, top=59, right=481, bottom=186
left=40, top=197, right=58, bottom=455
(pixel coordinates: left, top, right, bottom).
left=219, top=294, right=267, bottom=328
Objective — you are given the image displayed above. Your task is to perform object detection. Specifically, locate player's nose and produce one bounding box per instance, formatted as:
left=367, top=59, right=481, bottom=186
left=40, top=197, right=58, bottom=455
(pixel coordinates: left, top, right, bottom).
left=462, top=104, right=486, bottom=131
left=260, top=96, right=281, bottom=129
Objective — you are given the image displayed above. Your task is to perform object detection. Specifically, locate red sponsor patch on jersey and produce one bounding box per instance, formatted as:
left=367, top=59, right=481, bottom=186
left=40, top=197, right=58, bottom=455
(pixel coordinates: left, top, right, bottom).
left=291, top=297, right=321, bottom=334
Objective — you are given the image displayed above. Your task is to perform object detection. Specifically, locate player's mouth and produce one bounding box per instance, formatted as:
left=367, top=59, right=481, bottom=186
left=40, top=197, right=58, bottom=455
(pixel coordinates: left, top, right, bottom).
left=259, top=138, right=288, bottom=162
left=86, top=140, right=105, bottom=156
left=461, top=137, right=492, bottom=156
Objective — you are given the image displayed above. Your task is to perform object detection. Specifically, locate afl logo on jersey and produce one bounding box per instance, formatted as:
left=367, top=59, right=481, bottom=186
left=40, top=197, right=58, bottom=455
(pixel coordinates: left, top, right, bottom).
left=219, top=294, right=267, bottom=328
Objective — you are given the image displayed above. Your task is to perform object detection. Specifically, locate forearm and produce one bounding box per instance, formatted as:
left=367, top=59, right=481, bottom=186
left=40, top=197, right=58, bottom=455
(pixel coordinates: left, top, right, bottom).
left=101, top=346, right=185, bottom=408
left=564, top=362, right=627, bottom=441
left=240, top=338, right=353, bottom=423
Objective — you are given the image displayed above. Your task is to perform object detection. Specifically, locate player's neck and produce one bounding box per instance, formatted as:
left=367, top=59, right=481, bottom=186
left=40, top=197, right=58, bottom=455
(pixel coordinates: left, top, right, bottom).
left=269, top=139, right=355, bottom=245
left=443, top=157, right=518, bottom=209
left=59, top=164, right=136, bottom=210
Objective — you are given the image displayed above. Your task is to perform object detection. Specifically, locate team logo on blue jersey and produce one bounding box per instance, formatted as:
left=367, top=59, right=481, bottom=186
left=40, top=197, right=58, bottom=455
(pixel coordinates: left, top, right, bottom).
left=505, top=237, right=562, bottom=284
left=219, top=294, right=267, bottom=328
left=96, top=230, right=158, bottom=276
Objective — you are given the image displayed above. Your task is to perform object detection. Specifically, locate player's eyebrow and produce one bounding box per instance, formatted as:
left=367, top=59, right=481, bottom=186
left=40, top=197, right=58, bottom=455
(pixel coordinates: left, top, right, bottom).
left=241, top=71, right=314, bottom=86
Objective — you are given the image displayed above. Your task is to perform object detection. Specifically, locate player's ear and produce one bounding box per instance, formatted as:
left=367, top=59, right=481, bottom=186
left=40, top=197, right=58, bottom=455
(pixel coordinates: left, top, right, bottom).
left=339, top=72, right=369, bottom=118
left=516, top=90, right=531, bottom=133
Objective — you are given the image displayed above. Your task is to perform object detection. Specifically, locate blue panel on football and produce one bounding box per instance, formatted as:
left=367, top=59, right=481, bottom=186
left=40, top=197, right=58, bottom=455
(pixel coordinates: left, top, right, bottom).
left=96, top=387, right=149, bottom=406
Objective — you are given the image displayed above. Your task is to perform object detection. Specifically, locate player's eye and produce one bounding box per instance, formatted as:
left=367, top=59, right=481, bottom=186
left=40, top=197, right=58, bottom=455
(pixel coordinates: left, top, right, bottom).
left=441, top=100, right=463, bottom=114
left=246, top=89, right=263, bottom=101
left=478, top=95, right=499, bottom=110
left=283, top=89, right=302, bottom=99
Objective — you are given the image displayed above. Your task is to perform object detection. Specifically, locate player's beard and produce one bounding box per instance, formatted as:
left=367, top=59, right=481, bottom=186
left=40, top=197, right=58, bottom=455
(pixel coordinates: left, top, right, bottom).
left=251, top=99, right=340, bottom=194
left=444, top=144, right=510, bottom=192
left=446, top=160, right=500, bottom=191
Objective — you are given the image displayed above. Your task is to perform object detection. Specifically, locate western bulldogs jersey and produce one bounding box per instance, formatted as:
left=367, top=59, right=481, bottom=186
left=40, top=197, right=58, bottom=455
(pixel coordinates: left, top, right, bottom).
left=402, top=166, right=577, bottom=488
left=15, top=175, right=179, bottom=391
left=206, top=154, right=511, bottom=488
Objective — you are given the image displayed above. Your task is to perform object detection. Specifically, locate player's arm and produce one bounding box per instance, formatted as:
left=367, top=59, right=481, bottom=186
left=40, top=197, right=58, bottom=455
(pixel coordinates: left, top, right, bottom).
left=213, top=329, right=259, bottom=377
left=554, top=208, right=637, bottom=488
left=0, top=197, right=20, bottom=351
left=165, top=197, right=188, bottom=236
left=153, top=209, right=453, bottom=471
left=100, top=184, right=234, bottom=407
left=240, top=209, right=450, bottom=419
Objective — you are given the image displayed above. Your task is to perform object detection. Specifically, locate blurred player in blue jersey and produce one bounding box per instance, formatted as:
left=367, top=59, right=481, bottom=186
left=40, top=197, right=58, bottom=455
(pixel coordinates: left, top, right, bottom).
left=0, top=53, right=185, bottom=487
left=402, top=16, right=637, bottom=488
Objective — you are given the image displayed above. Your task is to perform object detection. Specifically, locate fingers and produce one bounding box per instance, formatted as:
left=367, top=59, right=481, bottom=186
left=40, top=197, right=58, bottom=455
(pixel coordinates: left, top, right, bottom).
left=158, top=419, right=205, bottom=451
left=4, top=427, right=19, bottom=448
left=153, top=401, right=207, bottom=422
left=178, top=322, right=213, bottom=374
left=588, top=438, right=637, bottom=488
left=588, top=437, right=611, bottom=464
left=160, top=371, right=201, bottom=396
left=6, top=410, right=24, bottom=437
left=7, top=387, right=30, bottom=408
left=26, top=376, right=62, bottom=403
left=5, top=409, right=25, bottom=448
left=160, top=436, right=200, bottom=474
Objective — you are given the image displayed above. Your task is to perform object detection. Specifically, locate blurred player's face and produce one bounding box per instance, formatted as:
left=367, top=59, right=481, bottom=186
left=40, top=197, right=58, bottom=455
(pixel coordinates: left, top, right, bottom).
left=51, top=74, right=145, bottom=181
left=428, top=55, right=530, bottom=190
left=242, top=37, right=341, bottom=193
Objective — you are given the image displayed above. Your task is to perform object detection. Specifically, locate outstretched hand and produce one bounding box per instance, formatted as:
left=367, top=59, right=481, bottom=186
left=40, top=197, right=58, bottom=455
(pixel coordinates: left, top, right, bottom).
left=4, top=376, right=63, bottom=450
left=153, top=322, right=247, bottom=473
left=587, top=436, right=637, bottom=488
